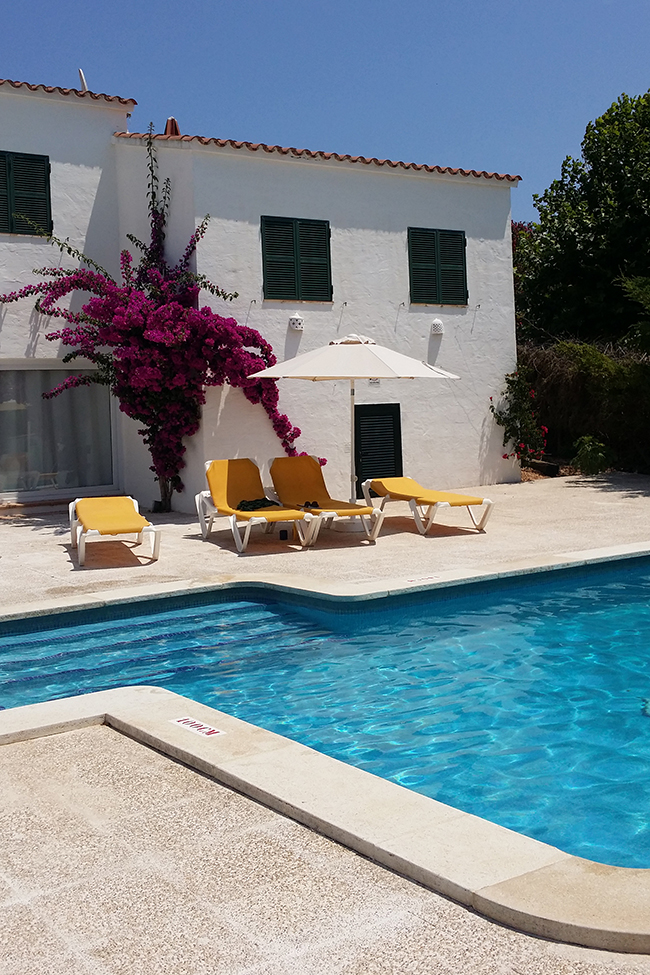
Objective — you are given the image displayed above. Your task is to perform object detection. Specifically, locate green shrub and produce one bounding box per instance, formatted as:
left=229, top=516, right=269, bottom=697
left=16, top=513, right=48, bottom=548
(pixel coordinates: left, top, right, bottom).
left=571, top=436, right=613, bottom=474
left=518, top=341, right=650, bottom=473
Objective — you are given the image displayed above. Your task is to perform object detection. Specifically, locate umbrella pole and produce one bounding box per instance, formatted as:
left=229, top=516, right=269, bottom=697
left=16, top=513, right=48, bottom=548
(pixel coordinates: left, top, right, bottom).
left=334, top=379, right=365, bottom=532
left=350, top=379, right=356, bottom=503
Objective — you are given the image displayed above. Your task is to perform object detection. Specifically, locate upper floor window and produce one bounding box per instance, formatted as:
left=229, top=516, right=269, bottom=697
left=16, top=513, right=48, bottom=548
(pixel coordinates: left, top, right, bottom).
left=0, top=151, right=52, bottom=236
left=261, top=215, right=332, bottom=301
left=407, top=227, right=467, bottom=305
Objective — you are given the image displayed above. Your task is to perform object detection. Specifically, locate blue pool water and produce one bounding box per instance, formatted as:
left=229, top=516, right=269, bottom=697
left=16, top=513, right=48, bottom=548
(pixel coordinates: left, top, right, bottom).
left=2, top=560, right=650, bottom=868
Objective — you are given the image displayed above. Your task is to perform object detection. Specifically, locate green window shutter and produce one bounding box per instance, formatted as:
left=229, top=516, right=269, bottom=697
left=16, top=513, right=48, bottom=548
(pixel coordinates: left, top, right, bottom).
left=10, top=153, right=52, bottom=234
left=0, top=154, right=9, bottom=233
left=438, top=230, right=467, bottom=304
left=408, top=227, right=467, bottom=305
left=0, top=151, right=52, bottom=235
left=408, top=227, right=439, bottom=303
left=297, top=219, right=332, bottom=300
left=261, top=215, right=332, bottom=301
left=261, top=216, right=299, bottom=299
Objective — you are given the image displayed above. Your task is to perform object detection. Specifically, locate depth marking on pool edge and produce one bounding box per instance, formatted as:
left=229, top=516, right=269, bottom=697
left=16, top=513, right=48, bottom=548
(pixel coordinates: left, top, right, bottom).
left=172, top=717, right=226, bottom=737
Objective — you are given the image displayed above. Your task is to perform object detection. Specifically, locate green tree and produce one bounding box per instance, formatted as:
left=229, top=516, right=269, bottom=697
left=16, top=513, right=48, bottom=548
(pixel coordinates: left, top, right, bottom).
left=511, top=221, right=535, bottom=333
left=518, top=91, right=650, bottom=342
left=620, top=275, right=650, bottom=349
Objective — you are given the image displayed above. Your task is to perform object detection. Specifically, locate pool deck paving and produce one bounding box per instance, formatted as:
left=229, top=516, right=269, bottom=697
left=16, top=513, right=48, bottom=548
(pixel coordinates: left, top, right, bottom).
left=4, top=472, right=650, bottom=973
left=3, top=472, right=650, bottom=617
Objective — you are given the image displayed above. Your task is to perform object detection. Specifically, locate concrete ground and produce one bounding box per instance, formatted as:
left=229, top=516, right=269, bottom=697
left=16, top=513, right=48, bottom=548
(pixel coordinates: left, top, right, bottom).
left=3, top=724, right=650, bottom=975
left=4, top=472, right=650, bottom=973
left=3, top=472, right=650, bottom=613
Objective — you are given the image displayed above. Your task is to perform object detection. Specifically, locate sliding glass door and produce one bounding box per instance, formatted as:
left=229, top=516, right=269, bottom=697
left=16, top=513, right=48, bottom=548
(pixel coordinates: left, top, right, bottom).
left=0, top=370, right=113, bottom=495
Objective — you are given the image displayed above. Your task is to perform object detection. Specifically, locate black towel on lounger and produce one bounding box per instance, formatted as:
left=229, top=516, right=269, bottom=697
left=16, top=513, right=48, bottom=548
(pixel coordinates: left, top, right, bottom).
left=236, top=498, right=281, bottom=511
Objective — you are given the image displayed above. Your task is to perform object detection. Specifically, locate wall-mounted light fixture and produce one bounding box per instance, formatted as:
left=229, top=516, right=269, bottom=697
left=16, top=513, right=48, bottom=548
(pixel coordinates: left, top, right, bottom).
left=288, top=313, right=304, bottom=331
left=430, top=318, right=444, bottom=335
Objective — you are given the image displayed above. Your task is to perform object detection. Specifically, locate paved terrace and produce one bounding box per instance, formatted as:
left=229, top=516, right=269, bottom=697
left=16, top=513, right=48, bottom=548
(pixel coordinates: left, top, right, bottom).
left=3, top=473, right=650, bottom=975
left=3, top=472, right=650, bottom=614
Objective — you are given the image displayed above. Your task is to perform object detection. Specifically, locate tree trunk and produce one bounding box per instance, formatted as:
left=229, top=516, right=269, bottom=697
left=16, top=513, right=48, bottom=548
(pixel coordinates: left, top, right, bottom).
left=156, top=476, right=173, bottom=513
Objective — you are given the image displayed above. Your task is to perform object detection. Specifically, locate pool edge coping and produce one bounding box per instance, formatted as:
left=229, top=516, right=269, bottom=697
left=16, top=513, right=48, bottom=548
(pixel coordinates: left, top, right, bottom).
left=3, top=538, right=650, bottom=624
left=2, top=685, right=650, bottom=954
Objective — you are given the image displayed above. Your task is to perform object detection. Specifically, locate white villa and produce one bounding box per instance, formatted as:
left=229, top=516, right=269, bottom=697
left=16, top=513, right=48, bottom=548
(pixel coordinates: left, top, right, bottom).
left=0, top=78, right=520, bottom=513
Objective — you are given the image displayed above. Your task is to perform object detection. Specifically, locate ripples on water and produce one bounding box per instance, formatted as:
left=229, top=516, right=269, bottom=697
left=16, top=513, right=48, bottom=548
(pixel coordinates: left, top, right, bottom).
left=2, top=563, right=650, bottom=867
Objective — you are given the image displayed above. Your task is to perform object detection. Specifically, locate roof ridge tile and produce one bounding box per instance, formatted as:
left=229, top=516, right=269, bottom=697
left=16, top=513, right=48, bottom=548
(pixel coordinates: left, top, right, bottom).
left=112, top=131, right=520, bottom=182
left=0, top=78, right=136, bottom=106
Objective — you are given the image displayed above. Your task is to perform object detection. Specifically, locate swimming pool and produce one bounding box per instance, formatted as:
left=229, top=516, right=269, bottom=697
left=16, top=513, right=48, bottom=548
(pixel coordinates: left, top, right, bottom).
left=2, top=558, right=650, bottom=868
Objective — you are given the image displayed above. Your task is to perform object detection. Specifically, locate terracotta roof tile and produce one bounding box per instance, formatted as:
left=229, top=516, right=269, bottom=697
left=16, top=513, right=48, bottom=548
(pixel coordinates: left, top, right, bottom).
left=114, top=131, right=520, bottom=182
left=0, top=78, right=136, bottom=107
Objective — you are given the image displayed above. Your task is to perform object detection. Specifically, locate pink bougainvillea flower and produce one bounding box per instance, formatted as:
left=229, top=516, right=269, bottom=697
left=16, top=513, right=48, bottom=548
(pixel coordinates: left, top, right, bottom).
left=490, top=369, right=547, bottom=468
left=0, top=133, right=311, bottom=510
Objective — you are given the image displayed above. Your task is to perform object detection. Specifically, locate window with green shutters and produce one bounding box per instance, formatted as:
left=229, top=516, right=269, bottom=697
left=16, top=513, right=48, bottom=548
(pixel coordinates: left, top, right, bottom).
left=407, top=227, right=467, bottom=305
left=0, top=151, right=52, bottom=236
left=261, top=216, right=332, bottom=301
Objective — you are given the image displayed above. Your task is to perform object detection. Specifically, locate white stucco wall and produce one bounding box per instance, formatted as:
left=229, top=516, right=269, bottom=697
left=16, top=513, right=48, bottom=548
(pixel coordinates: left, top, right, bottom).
left=116, top=139, right=518, bottom=512
left=0, top=87, right=131, bottom=361
left=1, top=88, right=518, bottom=509
left=0, top=86, right=134, bottom=500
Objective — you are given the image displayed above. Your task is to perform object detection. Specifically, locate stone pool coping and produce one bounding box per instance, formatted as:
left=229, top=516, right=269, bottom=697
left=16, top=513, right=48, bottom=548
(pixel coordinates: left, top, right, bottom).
left=2, top=537, right=650, bottom=625
left=2, top=684, right=650, bottom=954
left=4, top=539, right=650, bottom=953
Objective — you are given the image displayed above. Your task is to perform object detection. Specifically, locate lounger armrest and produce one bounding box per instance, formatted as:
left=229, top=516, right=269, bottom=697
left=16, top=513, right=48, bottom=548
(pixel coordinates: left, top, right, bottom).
left=263, top=483, right=282, bottom=504
left=69, top=498, right=82, bottom=547
left=361, top=480, right=374, bottom=506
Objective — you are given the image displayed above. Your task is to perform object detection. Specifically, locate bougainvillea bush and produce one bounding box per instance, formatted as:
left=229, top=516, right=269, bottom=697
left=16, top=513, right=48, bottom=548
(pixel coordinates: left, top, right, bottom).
left=0, top=135, right=303, bottom=510
left=489, top=368, right=547, bottom=465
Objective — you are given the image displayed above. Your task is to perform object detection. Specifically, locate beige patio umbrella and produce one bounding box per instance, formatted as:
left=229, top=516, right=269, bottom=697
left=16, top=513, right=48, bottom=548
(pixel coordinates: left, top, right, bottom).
left=249, top=333, right=459, bottom=503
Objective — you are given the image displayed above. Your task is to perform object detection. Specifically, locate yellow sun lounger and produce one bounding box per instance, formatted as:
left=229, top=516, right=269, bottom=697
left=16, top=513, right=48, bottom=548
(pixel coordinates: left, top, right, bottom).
left=362, top=476, right=494, bottom=534
left=195, top=458, right=322, bottom=552
left=69, top=496, right=161, bottom=566
left=270, top=455, right=385, bottom=541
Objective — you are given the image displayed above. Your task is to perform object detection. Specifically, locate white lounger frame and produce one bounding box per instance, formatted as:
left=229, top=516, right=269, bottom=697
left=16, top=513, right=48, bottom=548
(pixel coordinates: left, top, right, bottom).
left=318, top=506, right=385, bottom=541
left=69, top=497, right=161, bottom=566
left=194, top=490, right=322, bottom=553
left=361, top=480, right=494, bottom=535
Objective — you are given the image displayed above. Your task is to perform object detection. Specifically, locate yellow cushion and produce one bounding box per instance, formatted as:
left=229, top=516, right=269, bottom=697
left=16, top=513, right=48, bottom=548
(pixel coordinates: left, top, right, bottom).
left=270, top=455, right=328, bottom=507
left=233, top=506, right=306, bottom=523
left=206, top=458, right=265, bottom=511
left=270, top=456, right=373, bottom=516
left=75, top=497, right=150, bottom=535
left=205, top=459, right=305, bottom=521
left=370, top=477, right=484, bottom=507
left=311, top=499, right=374, bottom=517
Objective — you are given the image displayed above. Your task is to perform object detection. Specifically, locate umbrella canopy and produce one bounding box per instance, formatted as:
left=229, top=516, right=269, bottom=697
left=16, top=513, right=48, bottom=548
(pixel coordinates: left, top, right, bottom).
left=250, top=334, right=459, bottom=502
left=250, top=333, right=459, bottom=381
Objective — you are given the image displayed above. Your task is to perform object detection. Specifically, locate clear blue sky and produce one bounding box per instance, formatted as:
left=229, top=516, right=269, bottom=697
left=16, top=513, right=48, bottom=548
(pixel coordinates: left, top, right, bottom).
left=3, top=0, right=649, bottom=221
